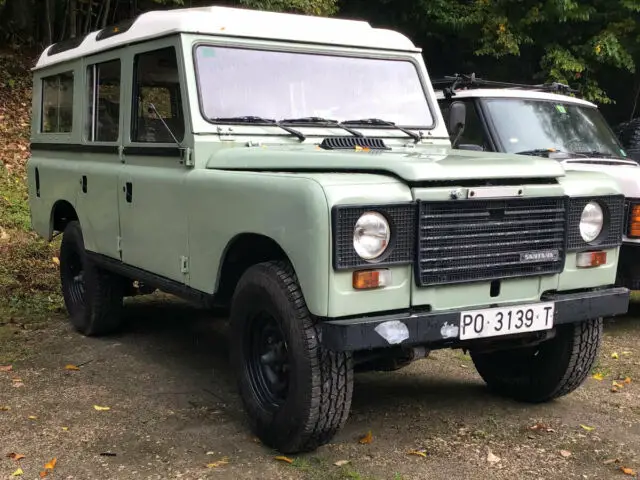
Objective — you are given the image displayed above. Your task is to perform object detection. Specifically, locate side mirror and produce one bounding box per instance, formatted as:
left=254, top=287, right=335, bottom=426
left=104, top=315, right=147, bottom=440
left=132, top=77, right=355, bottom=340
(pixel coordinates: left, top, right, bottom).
left=447, top=101, right=467, bottom=147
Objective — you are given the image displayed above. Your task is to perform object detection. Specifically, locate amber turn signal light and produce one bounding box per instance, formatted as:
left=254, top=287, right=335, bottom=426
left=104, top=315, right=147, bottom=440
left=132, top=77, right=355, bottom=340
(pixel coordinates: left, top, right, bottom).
left=576, top=251, right=607, bottom=268
left=352, top=269, right=392, bottom=290
left=629, top=205, right=640, bottom=238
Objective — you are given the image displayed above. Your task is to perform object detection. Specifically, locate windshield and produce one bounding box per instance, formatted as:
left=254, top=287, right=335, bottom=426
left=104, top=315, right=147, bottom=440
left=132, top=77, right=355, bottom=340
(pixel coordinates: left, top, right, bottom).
left=194, top=45, right=433, bottom=127
left=482, top=98, right=626, bottom=158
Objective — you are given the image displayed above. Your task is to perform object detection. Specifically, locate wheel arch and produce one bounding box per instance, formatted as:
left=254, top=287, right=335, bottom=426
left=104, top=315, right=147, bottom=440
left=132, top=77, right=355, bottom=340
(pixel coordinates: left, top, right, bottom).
left=215, top=232, right=293, bottom=306
left=50, top=199, right=79, bottom=237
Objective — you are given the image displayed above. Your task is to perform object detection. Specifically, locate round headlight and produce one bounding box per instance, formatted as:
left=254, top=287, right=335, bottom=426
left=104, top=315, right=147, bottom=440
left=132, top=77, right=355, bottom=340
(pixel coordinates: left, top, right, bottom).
left=353, top=212, right=390, bottom=260
left=579, top=201, right=604, bottom=243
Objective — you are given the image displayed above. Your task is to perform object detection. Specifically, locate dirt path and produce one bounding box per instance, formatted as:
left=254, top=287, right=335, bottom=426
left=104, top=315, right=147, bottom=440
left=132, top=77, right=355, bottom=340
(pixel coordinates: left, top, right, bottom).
left=1, top=295, right=640, bottom=480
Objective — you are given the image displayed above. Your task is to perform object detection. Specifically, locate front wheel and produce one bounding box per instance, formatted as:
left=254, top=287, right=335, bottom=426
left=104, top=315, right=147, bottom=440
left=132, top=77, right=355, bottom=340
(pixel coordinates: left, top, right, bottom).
left=470, top=318, right=602, bottom=403
left=229, top=261, right=354, bottom=454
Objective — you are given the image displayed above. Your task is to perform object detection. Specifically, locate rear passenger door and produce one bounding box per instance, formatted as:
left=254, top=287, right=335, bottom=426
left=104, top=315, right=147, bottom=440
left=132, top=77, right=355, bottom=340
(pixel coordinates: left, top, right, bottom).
left=118, top=41, right=191, bottom=283
left=76, top=53, right=125, bottom=260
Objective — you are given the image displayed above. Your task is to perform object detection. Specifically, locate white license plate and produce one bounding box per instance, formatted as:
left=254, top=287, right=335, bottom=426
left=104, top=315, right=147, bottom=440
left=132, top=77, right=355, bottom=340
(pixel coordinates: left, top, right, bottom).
left=459, top=302, right=555, bottom=340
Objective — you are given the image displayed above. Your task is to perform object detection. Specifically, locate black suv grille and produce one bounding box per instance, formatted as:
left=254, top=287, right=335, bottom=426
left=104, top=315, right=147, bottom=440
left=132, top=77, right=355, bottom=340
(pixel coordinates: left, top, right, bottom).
left=416, top=197, right=567, bottom=286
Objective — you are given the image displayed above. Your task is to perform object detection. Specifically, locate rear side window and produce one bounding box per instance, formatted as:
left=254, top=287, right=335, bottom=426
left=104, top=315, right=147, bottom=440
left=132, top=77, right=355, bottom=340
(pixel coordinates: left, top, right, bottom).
left=41, top=72, right=74, bottom=133
left=131, top=47, right=185, bottom=143
left=86, top=60, right=121, bottom=142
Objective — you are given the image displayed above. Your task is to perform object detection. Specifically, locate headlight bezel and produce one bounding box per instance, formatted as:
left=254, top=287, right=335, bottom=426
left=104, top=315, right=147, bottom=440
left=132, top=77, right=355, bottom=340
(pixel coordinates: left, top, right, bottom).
left=567, top=195, right=624, bottom=251
left=332, top=203, right=415, bottom=270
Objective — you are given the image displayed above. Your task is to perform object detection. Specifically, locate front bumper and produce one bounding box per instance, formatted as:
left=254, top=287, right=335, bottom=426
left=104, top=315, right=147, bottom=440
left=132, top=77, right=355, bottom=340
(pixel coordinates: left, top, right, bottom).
left=320, top=287, right=629, bottom=352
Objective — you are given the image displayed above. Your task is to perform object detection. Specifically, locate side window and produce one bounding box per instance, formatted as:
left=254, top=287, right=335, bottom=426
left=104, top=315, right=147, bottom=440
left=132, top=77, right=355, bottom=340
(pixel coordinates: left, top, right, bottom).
left=458, top=101, right=488, bottom=149
left=41, top=71, right=74, bottom=133
left=439, top=99, right=489, bottom=150
left=132, top=47, right=185, bottom=143
left=86, top=60, right=121, bottom=142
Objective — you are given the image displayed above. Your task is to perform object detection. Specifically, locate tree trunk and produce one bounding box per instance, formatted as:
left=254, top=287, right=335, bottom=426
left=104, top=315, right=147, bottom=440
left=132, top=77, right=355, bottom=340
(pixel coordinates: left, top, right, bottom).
left=101, top=0, right=112, bottom=28
left=69, top=0, right=77, bottom=38
left=44, top=0, right=53, bottom=45
left=0, top=0, right=35, bottom=42
left=83, top=0, right=93, bottom=34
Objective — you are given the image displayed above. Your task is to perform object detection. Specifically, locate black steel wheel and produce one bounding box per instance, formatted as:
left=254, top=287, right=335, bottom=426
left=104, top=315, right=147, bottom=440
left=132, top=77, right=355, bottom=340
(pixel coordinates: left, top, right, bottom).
left=230, top=260, right=354, bottom=454
left=246, top=312, right=290, bottom=408
left=59, top=221, right=125, bottom=336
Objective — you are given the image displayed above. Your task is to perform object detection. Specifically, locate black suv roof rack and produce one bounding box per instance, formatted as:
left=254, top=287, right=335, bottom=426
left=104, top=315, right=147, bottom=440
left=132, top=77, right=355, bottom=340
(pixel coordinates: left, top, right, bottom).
left=432, top=73, right=579, bottom=100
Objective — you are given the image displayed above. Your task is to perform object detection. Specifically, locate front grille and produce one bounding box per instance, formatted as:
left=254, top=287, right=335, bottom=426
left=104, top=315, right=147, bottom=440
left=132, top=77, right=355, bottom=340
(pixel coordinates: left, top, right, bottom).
left=416, top=197, right=567, bottom=286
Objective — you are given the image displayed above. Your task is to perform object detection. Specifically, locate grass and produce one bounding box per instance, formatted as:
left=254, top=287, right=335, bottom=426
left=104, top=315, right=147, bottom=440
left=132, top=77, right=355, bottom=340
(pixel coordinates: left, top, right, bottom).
left=0, top=166, right=64, bottom=363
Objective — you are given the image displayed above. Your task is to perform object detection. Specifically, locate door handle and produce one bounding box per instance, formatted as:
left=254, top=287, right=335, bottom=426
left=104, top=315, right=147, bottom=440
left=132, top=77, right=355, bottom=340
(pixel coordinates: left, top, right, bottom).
left=81, top=175, right=87, bottom=193
left=125, top=182, right=133, bottom=203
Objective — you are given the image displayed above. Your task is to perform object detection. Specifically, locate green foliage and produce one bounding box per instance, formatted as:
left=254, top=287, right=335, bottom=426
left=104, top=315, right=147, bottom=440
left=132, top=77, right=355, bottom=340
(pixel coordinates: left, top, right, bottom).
left=240, top=0, right=338, bottom=15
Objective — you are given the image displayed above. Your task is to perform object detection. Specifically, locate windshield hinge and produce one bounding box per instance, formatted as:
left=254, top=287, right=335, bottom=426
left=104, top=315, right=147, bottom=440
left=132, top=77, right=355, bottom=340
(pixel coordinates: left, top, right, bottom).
left=117, top=236, right=122, bottom=253
left=182, top=147, right=194, bottom=167
left=217, top=126, right=236, bottom=141
left=180, top=256, right=189, bottom=274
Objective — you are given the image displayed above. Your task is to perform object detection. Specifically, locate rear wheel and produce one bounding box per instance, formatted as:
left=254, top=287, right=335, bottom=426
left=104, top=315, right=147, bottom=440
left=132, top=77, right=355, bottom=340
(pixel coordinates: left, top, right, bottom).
left=59, top=221, right=125, bottom=336
left=470, top=318, right=602, bottom=403
left=230, top=260, right=354, bottom=454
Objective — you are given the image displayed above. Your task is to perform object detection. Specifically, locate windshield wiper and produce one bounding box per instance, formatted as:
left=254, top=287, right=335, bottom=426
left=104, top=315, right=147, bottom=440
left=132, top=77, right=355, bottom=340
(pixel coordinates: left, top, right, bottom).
left=515, top=148, right=563, bottom=157
left=279, top=117, right=364, bottom=138
left=212, top=115, right=306, bottom=142
left=342, top=118, right=422, bottom=143
left=570, top=150, right=625, bottom=160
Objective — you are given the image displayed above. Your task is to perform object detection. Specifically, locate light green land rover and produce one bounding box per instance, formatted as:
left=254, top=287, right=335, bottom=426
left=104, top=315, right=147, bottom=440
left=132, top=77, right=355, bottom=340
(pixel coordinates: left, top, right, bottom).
left=27, top=6, right=630, bottom=453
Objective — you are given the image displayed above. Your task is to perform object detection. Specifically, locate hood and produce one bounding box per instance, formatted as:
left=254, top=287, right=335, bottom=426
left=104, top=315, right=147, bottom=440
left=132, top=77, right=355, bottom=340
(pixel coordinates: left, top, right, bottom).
left=205, top=145, right=566, bottom=182
left=560, top=158, right=640, bottom=198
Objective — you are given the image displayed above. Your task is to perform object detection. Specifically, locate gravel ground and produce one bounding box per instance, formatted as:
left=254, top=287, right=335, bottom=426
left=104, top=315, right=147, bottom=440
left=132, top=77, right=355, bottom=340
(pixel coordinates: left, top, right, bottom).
left=1, top=295, right=640, bottom=480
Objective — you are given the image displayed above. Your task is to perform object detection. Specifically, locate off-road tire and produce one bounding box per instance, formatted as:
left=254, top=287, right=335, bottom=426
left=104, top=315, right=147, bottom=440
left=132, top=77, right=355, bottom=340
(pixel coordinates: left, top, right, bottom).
left=59, top=221, right=125, bottom=336
left=470, top=318, right=602, bottom=403
left=230, top=261, right=354, bottom=454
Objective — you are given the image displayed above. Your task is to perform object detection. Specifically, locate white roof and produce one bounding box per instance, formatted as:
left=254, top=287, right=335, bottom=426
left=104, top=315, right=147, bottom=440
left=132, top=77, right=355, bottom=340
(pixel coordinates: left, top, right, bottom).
left=434, top=88, right=597, bottom=108
left=34, top=6, right=419, bottom=70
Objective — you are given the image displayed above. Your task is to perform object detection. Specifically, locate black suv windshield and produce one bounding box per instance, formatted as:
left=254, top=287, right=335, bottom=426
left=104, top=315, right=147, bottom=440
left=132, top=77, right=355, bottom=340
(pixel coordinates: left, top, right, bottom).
left=482, top=98, right=626, bottom=159
left=194, top=45, right=433, bottom=128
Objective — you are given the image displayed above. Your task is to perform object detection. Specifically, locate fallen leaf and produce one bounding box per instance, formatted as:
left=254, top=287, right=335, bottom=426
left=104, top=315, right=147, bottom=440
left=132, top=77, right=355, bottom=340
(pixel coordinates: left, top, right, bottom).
left=99, top=452, right=117, bottom=457
left=407, top=449, right=427, bottom=458
left=624, top=377, right=632, bottom=384
left=44, top=458, right=57, bottom=470
left=64, top=364, right=80, bottom=371
left=612, top=352, right=619, bottom=359
left=620, top=467, right=636, bottom=476
left=592, top=373, right=604, bottom=381
left=613, top=381, right=624, bottom=388
left=612, top=387, right=619, bottom=393
left=93, top=405, right=110, bottom=411
left=61, top=427, right=68, bottom=431
left=358, top=431, right=373, bottom=444
left=486, top=450, right=501, bottom=464
left=622, top=351, right=632, bottom=355
left=52, top=257, right=60, bottom=266
left=580, top=424, right=595, bottom=431
left=334, top=460, right=350, bottom=466
left=39, top=471, right=48, bottom=478
left=603, top=458, right=620, bottom=465
left=6, top=453, right=25, bottom=461
left=560, top=450, right=572, bottom=458
left=11, top=468, right=23, bottom=477
left=274, top=456, right=294, bottom=464
left=28, top=415, right=37, bottom=420
left=529, top=423, right=555, bottom=433
left=0, top=365, right=13, bottom=372
left=0, top=406, right=10, bottom=411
